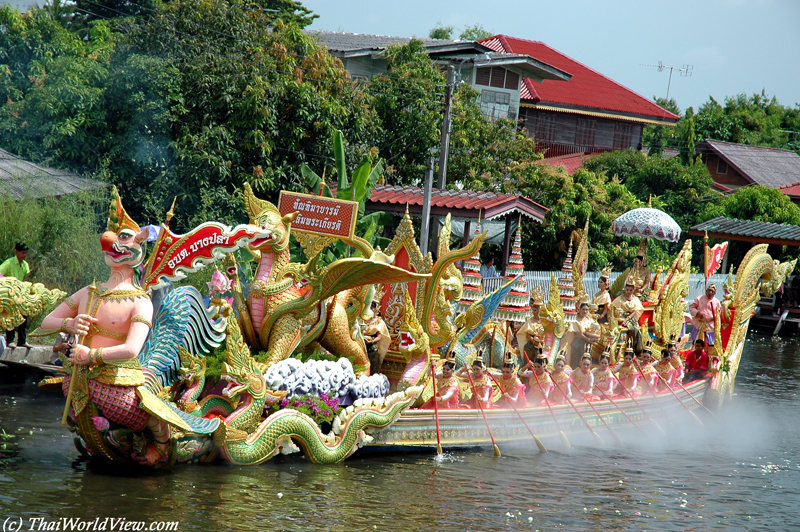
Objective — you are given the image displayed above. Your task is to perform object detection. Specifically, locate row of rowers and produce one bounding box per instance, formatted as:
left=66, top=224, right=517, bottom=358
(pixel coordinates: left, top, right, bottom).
left=420, top=337, right=712, bottom=410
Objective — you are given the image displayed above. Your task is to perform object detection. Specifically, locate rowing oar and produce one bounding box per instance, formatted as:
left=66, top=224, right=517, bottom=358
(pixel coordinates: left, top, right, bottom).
left=464, top=367, right=501, bottom=457
left=675, top=378, right=718, bottom=418
left=566, top=376, right=623, bottom=445
left=62, top=281, right=96, bottom=426
left=486, top=371, right=547, bottom=453
left=593, top=385, right=647, bottom=436
left=523, top=352, right=571, bottom=451
left=545, top=368, right=605, bottom=446
left=634, top=359, right=675, bottom=428
left=652, top=370, right=706, bottom=426
left=430, top=361, right=443, bottom=456
left=612, top=373, right=667, bottom=436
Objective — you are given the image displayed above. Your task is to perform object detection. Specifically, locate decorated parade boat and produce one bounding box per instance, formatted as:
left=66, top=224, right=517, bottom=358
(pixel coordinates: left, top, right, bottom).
left=2, top=182, right=794, bottom=467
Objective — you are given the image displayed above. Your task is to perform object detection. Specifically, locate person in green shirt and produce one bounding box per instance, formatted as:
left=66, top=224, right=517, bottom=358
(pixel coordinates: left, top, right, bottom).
left=0, top=242, right=32, bottom=348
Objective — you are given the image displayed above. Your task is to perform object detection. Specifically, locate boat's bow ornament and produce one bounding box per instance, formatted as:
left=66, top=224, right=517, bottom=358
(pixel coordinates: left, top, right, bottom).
left=707, top=244, right=797, bottom=407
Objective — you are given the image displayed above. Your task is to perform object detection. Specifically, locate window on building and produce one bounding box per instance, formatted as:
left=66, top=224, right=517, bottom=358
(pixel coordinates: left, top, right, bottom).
left=576, top=118, right=596, bottom=148
left=529, top=112, right=556, bottom=143
left=475, top=67, right=521, bottom=90
left=480, top=89, right=512, bottom=120
left=613, top=122, right=633, bottom=149
left=717, top=158, right=728, bottom=174
left=504, top=70, right=519, bottom=90
left=475, top=67, right=491, bottom=86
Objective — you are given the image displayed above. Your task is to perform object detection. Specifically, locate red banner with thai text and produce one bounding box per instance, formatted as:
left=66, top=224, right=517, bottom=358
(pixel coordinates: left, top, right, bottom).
left=143, top=222, right=266, bottom=289
left=278, top=191, right=357, bottom=239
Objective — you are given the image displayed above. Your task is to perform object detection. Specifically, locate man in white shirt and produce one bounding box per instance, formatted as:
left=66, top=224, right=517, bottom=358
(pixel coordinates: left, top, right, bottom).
left=480, top=257, right=498, bottom=278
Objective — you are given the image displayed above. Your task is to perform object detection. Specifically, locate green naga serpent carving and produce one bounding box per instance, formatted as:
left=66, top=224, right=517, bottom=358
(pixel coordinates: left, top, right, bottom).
left=217, top=310, right=421, bottom=465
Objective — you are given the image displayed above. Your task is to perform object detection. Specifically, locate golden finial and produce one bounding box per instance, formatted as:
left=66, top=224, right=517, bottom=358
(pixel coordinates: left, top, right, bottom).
left=648, top=195, right=652, bottom=208
left=166, top=196, right=177, bottom=225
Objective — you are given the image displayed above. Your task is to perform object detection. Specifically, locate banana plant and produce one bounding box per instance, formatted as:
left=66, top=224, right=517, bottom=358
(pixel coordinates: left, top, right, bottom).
left=298, top=130, right=394, bottom=264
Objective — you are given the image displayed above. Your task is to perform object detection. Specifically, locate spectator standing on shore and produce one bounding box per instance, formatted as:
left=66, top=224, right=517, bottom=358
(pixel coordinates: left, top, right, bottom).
left=0, top=243, right=33, bottom=348
left=480, top=257, right=498, bottom=278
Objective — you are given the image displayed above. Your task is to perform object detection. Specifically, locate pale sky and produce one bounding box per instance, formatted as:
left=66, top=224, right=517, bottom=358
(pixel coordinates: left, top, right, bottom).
left=305, top=0, right=800, bottom=115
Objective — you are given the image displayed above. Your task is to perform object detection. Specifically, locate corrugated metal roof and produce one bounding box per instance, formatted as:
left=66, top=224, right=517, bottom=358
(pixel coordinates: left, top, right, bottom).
left=480, top=35, right=680, bottom=123
left=366, top=185, right=548, bottom=221
left=689, top=216, right=800, bottom=245
left=699, top=140, right=800, bottom=188
left=306, top=31, right=490, bottom=54
left=0, top=149, right=107, bottom=200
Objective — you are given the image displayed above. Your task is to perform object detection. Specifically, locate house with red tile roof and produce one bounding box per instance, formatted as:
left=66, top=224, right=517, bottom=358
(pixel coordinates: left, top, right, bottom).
left=696, top=139, right=800, bottom=192
left=479, top=35, right=680, bottom=158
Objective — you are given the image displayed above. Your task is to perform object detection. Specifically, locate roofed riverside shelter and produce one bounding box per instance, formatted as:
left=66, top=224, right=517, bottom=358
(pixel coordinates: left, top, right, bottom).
left=689, top=216, right=800, bottom=275
left=364, top=185, right=548, bottom=274
left=0, top=148, right=107, bottom=200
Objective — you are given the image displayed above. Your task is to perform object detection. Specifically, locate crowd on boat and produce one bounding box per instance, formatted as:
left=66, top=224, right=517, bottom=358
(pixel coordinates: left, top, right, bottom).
left=419, top=333, right=713, bottom=411
left=417, top=240, right=721, bottom=411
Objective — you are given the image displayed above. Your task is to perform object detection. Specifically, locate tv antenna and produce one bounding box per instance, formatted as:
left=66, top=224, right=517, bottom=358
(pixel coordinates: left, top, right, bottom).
left=641, top=61, right=693, bottom=116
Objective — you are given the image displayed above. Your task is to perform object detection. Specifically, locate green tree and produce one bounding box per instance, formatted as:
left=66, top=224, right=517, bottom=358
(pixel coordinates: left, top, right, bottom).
left=0, top=7, right=114, bottom=171
left=584, top=149, right=720, bottom=267
left=428, top=23, right=454, bottom=40
left=300, top=130, right=392, bottom=264
left=260, top=0, right=318, bottom=28
left=693, top=91, right=794, bottom=152
left=518, top=167, right=641, bottom=271
left=700, top=185, right=800, bottom=265
left=459, top=23, right=492, bottom=41
left=641, top=97, right=680, bottom=156
left=369, top=40, right=444, bottom=184
left=0, top=2, right=377, bottom=230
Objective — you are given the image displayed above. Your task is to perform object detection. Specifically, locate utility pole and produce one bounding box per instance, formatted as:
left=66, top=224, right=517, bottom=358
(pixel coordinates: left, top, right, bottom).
left=437, top=65, right=455, bottom=189
left=420, top=157, right=435, bottom=257
left=432, top=65, right=455, bottom=252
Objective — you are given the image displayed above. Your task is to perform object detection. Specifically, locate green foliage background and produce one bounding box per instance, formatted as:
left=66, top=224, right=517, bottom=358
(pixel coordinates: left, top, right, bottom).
left=2, top=0, right=800, bottom=291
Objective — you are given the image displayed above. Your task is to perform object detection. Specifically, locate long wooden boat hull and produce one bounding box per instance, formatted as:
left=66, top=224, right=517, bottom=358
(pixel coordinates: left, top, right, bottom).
left=365, top=379, right=709, bottom=451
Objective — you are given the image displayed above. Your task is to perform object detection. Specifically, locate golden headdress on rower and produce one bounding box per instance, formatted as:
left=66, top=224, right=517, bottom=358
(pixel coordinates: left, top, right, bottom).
left=444, top=348, right=457, bottom=366
left=642, top=339, right=652, bottom=355
left=667, top=333, right=677, bottom=348
left=583, top=342, right=593, bottom=358
left=600, top=263, right=613, bottom=279
left=576, top=294, right=590, bottom=309
left=503, top=350, right=516, bottom=367
left=625, top=271, right=636, bottom=288
left=625, top=338, right=634, bottom=354
left=530, top=285, right=545, bottom=306
left=707, top=283, right=717, bottom=291
left=107, top=186, right=141, bottom=234
left=473, top=349, right=485, bottom=367
left=555, top=349, right=567, bottom=364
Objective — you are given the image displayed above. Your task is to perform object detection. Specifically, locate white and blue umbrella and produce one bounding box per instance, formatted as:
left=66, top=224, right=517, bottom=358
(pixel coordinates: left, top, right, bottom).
left=612, top=207, right=681, bottom=243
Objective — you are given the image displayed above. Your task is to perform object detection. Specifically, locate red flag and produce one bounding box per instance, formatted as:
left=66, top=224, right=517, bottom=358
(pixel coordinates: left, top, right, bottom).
left=705, top=241, right=728, bottom=278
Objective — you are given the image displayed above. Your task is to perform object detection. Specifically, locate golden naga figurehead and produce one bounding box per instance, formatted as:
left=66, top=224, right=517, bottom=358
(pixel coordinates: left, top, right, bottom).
left=243, top=183, right=296, bottom=253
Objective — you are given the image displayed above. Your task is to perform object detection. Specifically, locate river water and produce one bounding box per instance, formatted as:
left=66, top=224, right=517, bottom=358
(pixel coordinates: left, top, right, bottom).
left=1, top=333, right=799, bottom=532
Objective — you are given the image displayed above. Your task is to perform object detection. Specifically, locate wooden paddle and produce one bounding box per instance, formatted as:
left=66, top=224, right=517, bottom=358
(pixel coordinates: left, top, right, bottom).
left=485, top=370, right=547, bottom=453
left=464, top=366, right=501, bottom=457
left=523, top=352, right=571, bottom=451
left=545, top=368, right=605, bottom=445
left=566, top=374, right=623, bottom=444
left=430, top=361, right=443, bottom=456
